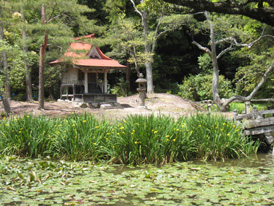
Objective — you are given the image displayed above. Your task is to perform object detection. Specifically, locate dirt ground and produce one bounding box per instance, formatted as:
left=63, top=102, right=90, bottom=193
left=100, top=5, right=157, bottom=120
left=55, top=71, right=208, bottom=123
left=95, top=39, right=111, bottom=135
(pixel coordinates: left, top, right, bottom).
left=0, top=93, right=208, bottom=119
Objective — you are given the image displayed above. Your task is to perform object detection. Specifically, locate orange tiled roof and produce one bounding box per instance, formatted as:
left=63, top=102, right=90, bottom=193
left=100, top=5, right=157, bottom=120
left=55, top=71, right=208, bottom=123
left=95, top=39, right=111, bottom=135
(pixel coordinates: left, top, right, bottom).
left=50, top=34, right=126, bottom=68
left=73, top=59, right=127, bottom=67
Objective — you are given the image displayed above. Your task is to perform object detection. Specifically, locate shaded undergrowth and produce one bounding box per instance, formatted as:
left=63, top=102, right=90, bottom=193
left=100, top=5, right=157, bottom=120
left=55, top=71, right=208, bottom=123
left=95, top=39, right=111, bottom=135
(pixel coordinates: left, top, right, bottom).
left=0, top=113, right=259, bottom=164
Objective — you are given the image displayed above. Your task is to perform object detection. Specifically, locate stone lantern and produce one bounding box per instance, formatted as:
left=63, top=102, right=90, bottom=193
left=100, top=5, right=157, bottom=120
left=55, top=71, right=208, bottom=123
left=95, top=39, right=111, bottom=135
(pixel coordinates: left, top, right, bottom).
left=136, top=73, right=147, bottom=108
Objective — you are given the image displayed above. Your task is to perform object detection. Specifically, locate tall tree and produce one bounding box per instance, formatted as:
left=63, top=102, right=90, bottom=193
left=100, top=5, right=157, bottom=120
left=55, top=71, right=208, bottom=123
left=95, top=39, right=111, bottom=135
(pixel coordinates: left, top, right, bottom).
left=20, top=0, right=33, bottom=101
left=38, top=4, right=47, bottom=109
left=105, top=0, right=183, bottom=93
left=192, top=12, right=273, bottom=111
left=23, top=0, right=96, bottom=109
left=130, top=0, right=155, bottom=93
left=0, top=2, right=11, bottom=115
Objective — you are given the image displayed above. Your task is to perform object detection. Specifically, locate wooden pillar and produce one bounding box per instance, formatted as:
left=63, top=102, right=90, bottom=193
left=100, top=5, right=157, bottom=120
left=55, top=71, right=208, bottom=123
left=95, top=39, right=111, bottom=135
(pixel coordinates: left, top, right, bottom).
left=84, top=69, right=88, bottom=93
left=126, top=61, right=130, bottom=94
left=66, top=85, right=68, bottom=100
left=72, top=85, right=75, bottom=101
left=104, top=70, right=108, bottom=94
left=60, top=85, right=62, bottom=99
left=245, top=101, right=251, bottom=114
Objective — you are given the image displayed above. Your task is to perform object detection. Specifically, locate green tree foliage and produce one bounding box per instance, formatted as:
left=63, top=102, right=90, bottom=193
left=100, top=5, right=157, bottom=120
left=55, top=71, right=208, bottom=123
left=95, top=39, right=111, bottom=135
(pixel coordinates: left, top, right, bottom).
left=105, top=14, right=145, bottom=75
left=191, top=12, right=273, bottom=110
left=104, top=0, right=191, bottom=93
left=234, top=47, right=274, bottom=97
left=162, top=0, right=274, bottom=27
left=178, top=53, right=234, bottom=101
left=178, top=73, right=234, bottom=101
left=15, top=0, right=98, bottom=108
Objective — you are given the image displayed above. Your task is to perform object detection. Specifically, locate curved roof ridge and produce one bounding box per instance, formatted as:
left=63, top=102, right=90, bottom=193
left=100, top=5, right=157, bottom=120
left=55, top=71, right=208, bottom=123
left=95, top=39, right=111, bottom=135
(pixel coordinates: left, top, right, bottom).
left=73, top=34, right=95, bottom=41
left=95, top=47, right=112, bottom=60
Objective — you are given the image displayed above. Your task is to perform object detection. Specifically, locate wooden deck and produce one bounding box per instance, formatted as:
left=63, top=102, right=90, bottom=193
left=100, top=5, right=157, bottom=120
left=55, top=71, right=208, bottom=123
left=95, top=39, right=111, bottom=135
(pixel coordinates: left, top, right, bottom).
left=61, top=93, right=117, bottom=103
left=234, top=109, right=274, bottom=145
left=60, top=82, right=117, bottom=104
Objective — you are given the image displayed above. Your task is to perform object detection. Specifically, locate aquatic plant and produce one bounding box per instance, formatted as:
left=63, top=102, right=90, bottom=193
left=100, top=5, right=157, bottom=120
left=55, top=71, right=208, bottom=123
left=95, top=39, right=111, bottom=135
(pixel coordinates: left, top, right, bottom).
left=0, top=156, right=273, bottom=205
left=54, top=113, right=111, bottom=161
left=102, top=114, right=195, bottom=164
left=0, top=115, right=56, bottom=157
left=177, top=113, right=259, bottom=160
left=0, top=113, right=259, bottom=163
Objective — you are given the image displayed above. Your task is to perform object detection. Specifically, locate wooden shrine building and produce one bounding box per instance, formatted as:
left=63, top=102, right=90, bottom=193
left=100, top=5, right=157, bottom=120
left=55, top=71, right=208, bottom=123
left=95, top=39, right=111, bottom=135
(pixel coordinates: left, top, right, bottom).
left=51, top=34, right=126, bottom=106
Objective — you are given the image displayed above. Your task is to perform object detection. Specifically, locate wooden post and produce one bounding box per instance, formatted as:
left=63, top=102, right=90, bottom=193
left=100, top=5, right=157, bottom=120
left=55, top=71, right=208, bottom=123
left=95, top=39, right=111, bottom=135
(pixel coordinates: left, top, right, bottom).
left=233, top=109, right=238, bottom=122
left=60, top=85, right=62, bottom=99
left=84, top=69, right=88, bottom=93
left=245, top=101, right=251, bottom=114
left=96, top=72, right=98, bottom=88
left=126, top=61, right=130, bottom=94
left=72, top=85, right=75, bottom=101
left=104, top=70, right=108, bottom=94
left=66, top=86, right=68, bottom=100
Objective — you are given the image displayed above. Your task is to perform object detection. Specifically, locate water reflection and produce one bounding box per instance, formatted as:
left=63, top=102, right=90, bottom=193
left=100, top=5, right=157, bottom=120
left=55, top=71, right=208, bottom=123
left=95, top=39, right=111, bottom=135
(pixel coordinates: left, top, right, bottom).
left=188, top=153, right=274, bottom=168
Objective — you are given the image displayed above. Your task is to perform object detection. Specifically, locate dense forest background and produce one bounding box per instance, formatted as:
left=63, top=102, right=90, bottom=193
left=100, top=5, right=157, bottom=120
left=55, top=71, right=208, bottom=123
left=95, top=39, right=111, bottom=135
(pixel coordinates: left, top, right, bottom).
left=0, top=0, right=274, bottom=107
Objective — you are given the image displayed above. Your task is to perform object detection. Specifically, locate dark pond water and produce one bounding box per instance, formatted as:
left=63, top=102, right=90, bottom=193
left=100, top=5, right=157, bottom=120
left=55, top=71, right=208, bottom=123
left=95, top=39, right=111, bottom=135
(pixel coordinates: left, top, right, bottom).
left=1, top=154, right=274, bottom=205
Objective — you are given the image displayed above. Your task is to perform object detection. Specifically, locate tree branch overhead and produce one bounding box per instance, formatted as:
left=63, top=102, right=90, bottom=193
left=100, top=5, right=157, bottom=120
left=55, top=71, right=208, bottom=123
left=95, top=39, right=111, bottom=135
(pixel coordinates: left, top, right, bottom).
left=163, top=0, right=274, bottom=27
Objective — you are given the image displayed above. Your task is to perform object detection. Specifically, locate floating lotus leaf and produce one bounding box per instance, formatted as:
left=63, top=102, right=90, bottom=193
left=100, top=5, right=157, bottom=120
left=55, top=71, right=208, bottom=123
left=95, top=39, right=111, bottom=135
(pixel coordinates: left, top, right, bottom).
left=1, top=155, right=274, bottom=205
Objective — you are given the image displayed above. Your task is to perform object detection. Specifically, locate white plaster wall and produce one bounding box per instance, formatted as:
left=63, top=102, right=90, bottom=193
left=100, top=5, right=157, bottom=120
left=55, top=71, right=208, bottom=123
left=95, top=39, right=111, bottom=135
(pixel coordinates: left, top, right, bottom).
left=62, top=68, right=78, bottom=84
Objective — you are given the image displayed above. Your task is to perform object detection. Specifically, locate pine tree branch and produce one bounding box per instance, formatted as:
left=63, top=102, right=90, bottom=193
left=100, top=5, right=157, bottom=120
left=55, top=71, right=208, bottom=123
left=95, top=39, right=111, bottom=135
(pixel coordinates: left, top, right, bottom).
left=47, top=1, right=57, bottom=23
left=47, top=14, right=62, bottom=23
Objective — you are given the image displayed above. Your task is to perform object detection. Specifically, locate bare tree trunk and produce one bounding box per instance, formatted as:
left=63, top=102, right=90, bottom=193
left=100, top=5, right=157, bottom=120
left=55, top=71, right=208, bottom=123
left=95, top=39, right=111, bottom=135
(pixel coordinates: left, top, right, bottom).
left=38, top=5, right=48, bottom=109
left=142, top=11, right=154, bottom=94
left=21, top=0, right=33, bottom=102
left=4, top=82, right=10, bottom=100
left=145, top=61, right=154, bottom=93
left=130, top=0, right=154, bottom=93
left=221, top=64, right=274, bottom=109
left=1, top=93, right=11, bottom=114
left=126, top=59, right=131, bottom=95
left=193, top=11, right=272, bottom=111
left=0, top=4, right=11, bottom=115
left=207, top=11, right=221, bottom=107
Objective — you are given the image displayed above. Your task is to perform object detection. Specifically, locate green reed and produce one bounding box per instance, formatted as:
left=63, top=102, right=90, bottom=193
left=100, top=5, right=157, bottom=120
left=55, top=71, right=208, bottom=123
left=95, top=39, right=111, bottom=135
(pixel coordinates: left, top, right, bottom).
left=0, top=113, right=259, bottom=164
left=0, top=115, right=56, bottom=157
left=53, top=113, right=111, bottom=161
left=177, top=113, right=259, bottom=160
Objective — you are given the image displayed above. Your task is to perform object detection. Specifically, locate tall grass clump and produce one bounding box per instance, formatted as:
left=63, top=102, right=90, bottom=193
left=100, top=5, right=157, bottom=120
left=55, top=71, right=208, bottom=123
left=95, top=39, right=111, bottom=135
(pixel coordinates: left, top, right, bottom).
left=177, top=113, right=259, bottom=160
left=0, top=113, right=259, bottom=164
left=0, top=115, right=56, bottom=157
left=54, top=113, right=111, bottom=161
left=102, top=115, right=195, bottom=164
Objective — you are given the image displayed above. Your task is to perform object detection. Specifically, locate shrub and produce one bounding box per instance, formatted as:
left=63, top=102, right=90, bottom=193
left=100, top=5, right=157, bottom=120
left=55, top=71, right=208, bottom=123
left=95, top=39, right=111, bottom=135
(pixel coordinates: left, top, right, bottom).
left=111, top=77, right=128, bottom=97
left=178, top=73, right=234, bottom=101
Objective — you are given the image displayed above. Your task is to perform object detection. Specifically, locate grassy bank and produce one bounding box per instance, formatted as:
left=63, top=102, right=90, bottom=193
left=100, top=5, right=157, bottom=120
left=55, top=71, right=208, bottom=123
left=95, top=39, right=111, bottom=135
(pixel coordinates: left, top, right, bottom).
left=229, top=102, right=269, bottom=113
left=0, top=113, right=259, bottom=164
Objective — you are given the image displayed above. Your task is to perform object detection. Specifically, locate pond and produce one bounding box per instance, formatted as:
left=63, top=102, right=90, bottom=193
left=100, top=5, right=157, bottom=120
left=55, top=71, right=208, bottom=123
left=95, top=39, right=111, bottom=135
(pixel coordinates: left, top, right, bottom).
left=1, top=154, right=274, bottom=205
